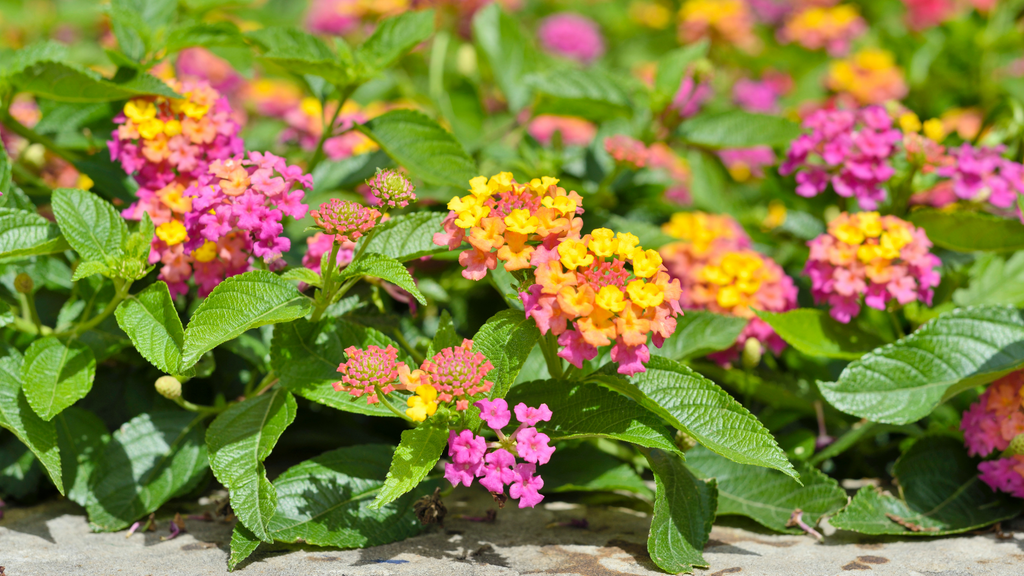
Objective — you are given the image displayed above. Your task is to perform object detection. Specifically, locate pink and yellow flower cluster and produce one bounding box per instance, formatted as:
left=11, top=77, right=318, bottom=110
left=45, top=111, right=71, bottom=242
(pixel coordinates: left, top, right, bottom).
left=962, top=372, right=1024, bottom=498
left=778, top=4, right=866, bottom=56
left=660, top=212, right=797, bottom=365
left=805, top=212, right=941, bottom=323
left=433, top=173, right=584, bottom=281
left=827, top=48, right=908, bottom=105
left=679, top=0, right=759, bottom=52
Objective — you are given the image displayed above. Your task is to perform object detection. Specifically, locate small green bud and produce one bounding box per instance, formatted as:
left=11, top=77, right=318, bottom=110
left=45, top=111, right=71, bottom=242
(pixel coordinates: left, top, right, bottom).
left=155, top=375, right=182, bottom=400
left=14, top=273, right=34, bottom=294
left=741, top=338, right=763, bottom=370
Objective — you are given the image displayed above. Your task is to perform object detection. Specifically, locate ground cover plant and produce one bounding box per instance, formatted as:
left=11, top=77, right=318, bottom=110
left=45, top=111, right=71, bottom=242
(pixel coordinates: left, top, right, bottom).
left=3, top=0, right=1024, bottom=573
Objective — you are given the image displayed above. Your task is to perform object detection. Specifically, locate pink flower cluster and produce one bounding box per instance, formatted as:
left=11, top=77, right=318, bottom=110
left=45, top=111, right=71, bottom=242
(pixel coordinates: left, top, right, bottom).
left=605, top=135, right=649, bottom=169
left=805, top=212, right=941, bottom=323
left=444, top=399, right=554, bottom=509
left=419, top=341, right=495, bottom=411
left=311, top=198, right=381, bottom=243
left=184, top=152, right=310, bottom=265
left=537, top=13, right=605, bottom=65
left=936, top=144, right=1024, bottom=209
left=780, top=106, right=901, bottom=210
left=366, top=168, right=417, bottom=208
left=671, top=75, right=713, bottom=119
left=733, top=72, right=792, bottom=114
left=902, top=0, right=956, bottom=30
left=333, top=345, right=402, bottom=403
left=718, top=147, right=777, bottom=182
left=962, top=372, right=1024, bottom=498
left=302, top=232, right=355, bottom=274
left=527, top=115, right=598, bottom=147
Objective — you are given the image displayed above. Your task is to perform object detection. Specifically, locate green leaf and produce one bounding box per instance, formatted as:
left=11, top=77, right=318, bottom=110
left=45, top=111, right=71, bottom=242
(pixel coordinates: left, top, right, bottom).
left=355, top=9, right=435, bottom=75
left=686, top=446, right=846, bottom=533
left=541, top=442, right=652, bottom=498
left=653, top=40, right=709, bottom=110
left=644, top=448, right=717, bottom=574
left=426, top=310, right=461, bottom=357
left=55, top=407, right=109, bottom=507
left=115, top=282, right=185, bottom=375
left=337, top=253, right=426, bottom=305
left=0, top=208, right=70, bottom=260
left=356, top=211, right=449, bottom=262
left=755, top=309, right=886, bottom=360
left=356, top=110, right=476, bottom=188
left=206, top=389, right=297, bottom=542
left=596, top=356, right=799, bottom=480
left=86, top=412, right=208, bottom=531
left=656, top=311, right=748, bottom=361
left=165, top=22, right=246, bottom=53
left=21, top=337, right=96, bottom=422
left=245, top=27, right=353, bottom=85
left=228, top=523, right=261, bottom=571
left=819, top=305, right=1024, bottom=424
left=280, top=267, right=322, bottom=288
left=0, top=354, right=63, bottom=494
left=266, top=445, right=434, bottom=547
left=908, top=209, right=1024, bottom=252
left=471, top=4, right=538, bottom=112
left=51, top=188, right=128, bottom=263
left=953, top=252, right=1024, bottom=307
left=678, top=111, right=801, bottom=148
left=505, top=379, right=681, bottom=453
left=831, top=436, right=1023, bottom=535
left=473, top=309, right=540, bottom=399
left=371, top=422, right=447, bottom=509
left=71, top=260, right=111, bottom=281
left=528, top=67, right=633, bottom=121
left=181, top=270, right=313, bottom=370
left=0, top=146, right=12, bottom=199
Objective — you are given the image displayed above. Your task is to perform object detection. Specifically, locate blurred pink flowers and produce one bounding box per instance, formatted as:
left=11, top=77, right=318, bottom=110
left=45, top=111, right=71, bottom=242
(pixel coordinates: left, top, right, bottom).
left=537, top=13, right=605, bottom=64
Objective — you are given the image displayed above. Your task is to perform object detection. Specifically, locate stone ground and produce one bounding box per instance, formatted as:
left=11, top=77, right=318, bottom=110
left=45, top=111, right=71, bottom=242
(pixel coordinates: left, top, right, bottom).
left=2, top=488, right=1023, bottom=576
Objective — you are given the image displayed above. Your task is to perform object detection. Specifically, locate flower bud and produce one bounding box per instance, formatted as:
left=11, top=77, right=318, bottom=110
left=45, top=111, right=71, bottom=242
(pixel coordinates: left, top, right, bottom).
left=155, top=375, right=182, bottom=400
left=367, top=168, right=416, bottom=209
left=456, top=44, right=477, bottom=76
left=741, top=338, right=763, bottom=370
left=14, top=273, right=34, bottom=294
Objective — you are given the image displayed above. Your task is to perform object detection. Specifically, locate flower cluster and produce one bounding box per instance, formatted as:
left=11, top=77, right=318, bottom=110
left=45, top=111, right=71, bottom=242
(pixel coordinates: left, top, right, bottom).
left=671, top=74, right=713, bottom=119
left=805, top=212, right=941, bottom=323
left=605, top=135, right=649, bottom=169
left=718, top=147, right=777, bottom=182
left=733, top=72, right=792, bottom=114
left=433, top=173, right=584, bottom=281
left=962, top=371, right=1024, bottom=498
left=402, top=340, right=495, bottom=412
left=936, top=144, right=1024, bottom=209
left=109, top=79, right=243, bottom=190
left=333, top=345, right=403, bottom=404
left=527, top=115, right=598, bottom=147
left=444, top=399, right=554, bottom=509
left=184, top=152, right=310, bottom=269
left=310, top=199, right=381, bottom=244
left=522, top=229, right=684, bottom=375
left=679, top=0, right=759, bottom=53
left=778, top=4, right=866, bottom=56
left=366, top=168, right=417, bottom=208
left=780, top=106, right=901, bottom=210
left=660, top=211, right=796, bottom=365
left=902, top=0, right=956, bottom=30
left=537, top=12, right=605, bottom=65
left=827, top=48, right=908, bottom=105
left=304, top=0, right=406, bottom=35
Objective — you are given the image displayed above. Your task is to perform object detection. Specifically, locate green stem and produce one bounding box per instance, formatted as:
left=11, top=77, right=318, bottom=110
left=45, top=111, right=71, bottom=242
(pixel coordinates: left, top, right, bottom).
left=308, top=84, right=358, bottom=172
left=65, top=279, right=132, bottom=337
left=393, top=328, right=425, bottom=364
left=245, top=370, right=277, bottom=398
left=9, top=314, right=52, bottom=336
left=0, top=110, right=81, bottom=164
left=539, top=332, right=565, bottom=380
left=889, top=309, right=906, bottom=340
left=173, top=396, right=223, bottom=415
left=311, top=241, right=343, bottom=322
left=22, top=292, right=42, bottom=333
left=375, top=385, right=415, bottom=423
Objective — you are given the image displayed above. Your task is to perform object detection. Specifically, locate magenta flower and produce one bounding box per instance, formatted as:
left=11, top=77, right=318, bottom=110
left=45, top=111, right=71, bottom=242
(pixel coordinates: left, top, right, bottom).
left=445, top=460, right=484, bottom=488
left=514, top=403, right=553, bottom=426
left=537, top=13, right=605, bottom=65
left=936, top=144, right=1024, bottom=209
left=479, top=449, right=517, bottom=493
left=476, top=398, right=512, bottom=430
left=332, top=345, right=405, bottom=404
left=509, top=463, right=545, bottom=508
left=515, top=427, right=555, bottom=465
left=979, top=458, right=1024, bottom=498
left=449, top=429, right=487, bottom=465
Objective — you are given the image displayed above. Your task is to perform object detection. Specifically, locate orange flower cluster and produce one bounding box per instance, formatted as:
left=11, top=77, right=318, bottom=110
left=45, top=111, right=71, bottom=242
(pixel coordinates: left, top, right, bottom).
left=433, top=173, right=584, bottom=280
left=827, top=49, right=908, bottom=105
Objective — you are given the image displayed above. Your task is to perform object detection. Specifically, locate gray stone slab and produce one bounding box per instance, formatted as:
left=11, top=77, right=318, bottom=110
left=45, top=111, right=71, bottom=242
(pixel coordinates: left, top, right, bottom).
left=2, top=489, right=1023, bottom=575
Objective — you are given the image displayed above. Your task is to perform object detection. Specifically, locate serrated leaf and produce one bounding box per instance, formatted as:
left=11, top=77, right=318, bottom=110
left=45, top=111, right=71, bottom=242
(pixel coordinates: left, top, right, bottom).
left=596, top=356, right=799, bottom=480
left=337, top=252, right=426, bottom=305
left=21, top=337, right=96, bottom=421
left=686, top=446, right=846, bottom=533
left=656, top=311, right=748, bottom=361
left=271, top=319, right=404, bottom=418
left=541, top=442, right=653, bottom=498
left=228, top=523, right=261, bottom=571
left=0, top=354, right=63, bottom=494
left=280, top=267, right=322, bottom=287
left=528, top=67, right=633, bottom=121
left=0, top=146, right=12, bottom=199
left=831, top=436, right=1023, bottom=535
left=678, top=111, right=801, bottom=148
left=357, top=110, right=477, bottom=187
left=471, top=4, right=538, bottom=112
left=644, top=448, right=716, bottom=574
left=505, top=379, right=682, bottom=453
left=267, top=445, right=434, bottom=548
left=819, top=305, right=1024, bottom=424
left=165, top=22, right=246, bottom=53
left=756, top=309, right=885, bottom=360
left=71, top=260, right=110, bottom=281
left=55, top=407, right=108, bottom=507
left=86, top=412, right=207, bottom=531
left=0, top=208, right=70, bottom=260
left=207, top=389, right=297, bottom=542
left=908, top=209, right=1024, bottom=252
left=115, top=282, right=185, bottom=375
left=356, top=211, right=449, bottom=262
left=472, top=309, right=540, bottom=399
left=426, top=310, right=461, bottom=358
left=371, top=423, right=446, bottom=509
left=653, top=41, right=709, bottom=110
left=953, top=252, right=1024, bottom=307
left=355, top=9, right=434, bottom=75
left=181, top=270, right=313, bottom=369
left=51, top=188, right=128, bottom=263
left=246, top=27, right=353, bottom=86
